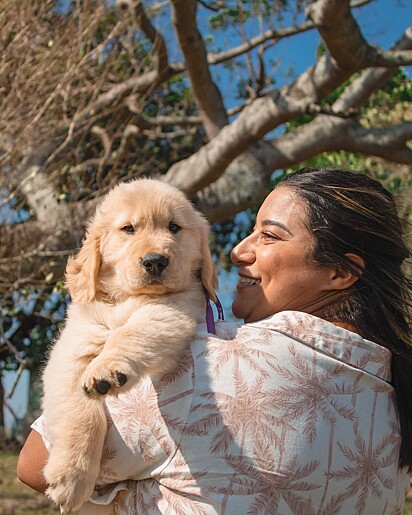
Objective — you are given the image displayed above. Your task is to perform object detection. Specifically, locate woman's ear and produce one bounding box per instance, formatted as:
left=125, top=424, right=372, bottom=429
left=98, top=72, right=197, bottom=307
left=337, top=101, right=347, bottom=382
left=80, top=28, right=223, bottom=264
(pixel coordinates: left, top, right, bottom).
left=326, top=253, right=365, bottom=291
left=65, top=228, right=101, bottom=304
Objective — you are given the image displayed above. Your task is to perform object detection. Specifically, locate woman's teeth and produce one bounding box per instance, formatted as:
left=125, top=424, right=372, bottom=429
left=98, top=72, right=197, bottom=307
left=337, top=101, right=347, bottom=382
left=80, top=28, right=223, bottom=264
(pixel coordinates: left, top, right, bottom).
left=240, top=277, right=260, bottom=285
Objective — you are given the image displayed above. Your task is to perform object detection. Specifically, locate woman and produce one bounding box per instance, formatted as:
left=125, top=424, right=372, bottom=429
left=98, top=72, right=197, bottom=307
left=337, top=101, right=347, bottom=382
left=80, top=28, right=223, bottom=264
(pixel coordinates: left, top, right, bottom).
left=17, top=167, right=412, bottom=514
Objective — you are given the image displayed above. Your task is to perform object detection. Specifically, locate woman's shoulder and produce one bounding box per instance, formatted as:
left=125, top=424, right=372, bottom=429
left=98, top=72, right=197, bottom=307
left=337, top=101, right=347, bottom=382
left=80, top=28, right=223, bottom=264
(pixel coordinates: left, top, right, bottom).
left=205, top=311, right=392, bottom=382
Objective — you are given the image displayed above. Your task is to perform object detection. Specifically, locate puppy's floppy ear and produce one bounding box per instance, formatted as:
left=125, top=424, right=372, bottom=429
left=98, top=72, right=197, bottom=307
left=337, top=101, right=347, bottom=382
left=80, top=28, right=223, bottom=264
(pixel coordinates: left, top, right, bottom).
left=65, top=228, right=101, bottom=304
left=198, top=218, right=218, bottom=303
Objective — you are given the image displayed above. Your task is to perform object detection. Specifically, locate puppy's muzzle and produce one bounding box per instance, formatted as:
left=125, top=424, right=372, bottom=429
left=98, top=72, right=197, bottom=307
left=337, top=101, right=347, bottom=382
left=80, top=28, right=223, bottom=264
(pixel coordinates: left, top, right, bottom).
left=141, top=253, right=169, bottom=276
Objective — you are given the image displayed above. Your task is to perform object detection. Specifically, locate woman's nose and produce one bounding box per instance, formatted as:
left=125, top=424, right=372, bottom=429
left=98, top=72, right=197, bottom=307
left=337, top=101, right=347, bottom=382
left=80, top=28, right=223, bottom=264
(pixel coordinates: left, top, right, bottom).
left=230, top=235, right=255, bottom=265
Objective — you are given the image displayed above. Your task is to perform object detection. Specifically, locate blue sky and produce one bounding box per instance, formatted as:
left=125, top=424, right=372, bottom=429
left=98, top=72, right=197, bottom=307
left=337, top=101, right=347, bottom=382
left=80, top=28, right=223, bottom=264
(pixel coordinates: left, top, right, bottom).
left=3, top=0, right=411, bottom=430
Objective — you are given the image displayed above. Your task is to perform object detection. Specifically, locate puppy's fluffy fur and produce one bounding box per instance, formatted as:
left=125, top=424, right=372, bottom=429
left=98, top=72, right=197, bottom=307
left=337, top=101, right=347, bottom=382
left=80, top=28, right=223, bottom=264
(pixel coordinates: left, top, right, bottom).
left=42, top=179, right=217, bottom=512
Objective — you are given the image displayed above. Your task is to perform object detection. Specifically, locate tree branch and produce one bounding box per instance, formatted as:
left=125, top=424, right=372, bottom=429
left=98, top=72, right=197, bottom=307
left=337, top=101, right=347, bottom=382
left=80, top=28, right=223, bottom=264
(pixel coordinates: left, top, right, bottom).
left=117, top=0, right=169, bottom=73
left=164, top=91, right=313, bottom=194
left=340, top=122, right=412, bottom=163
left=368, top=49, right=412, bottom=67
left=194, top=112, right=412, bottom=222
left=91, top=125, right=113, bottom=180
left=170, top=0, right=228, bottom=139
left=333, top=27, right=412, bottom=113
left=207, top=20, right=314, bottom=65
left=306, top=0, right=370, bottom=69
left=307, top=0, right=412, bottom=68
left=126, top=95, right=202, bottom=126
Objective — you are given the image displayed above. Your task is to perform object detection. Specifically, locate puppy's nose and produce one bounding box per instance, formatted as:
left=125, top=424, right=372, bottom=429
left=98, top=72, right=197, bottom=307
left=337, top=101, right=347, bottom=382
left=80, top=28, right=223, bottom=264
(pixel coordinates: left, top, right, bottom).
left=141, top=254, right=169, bottom=275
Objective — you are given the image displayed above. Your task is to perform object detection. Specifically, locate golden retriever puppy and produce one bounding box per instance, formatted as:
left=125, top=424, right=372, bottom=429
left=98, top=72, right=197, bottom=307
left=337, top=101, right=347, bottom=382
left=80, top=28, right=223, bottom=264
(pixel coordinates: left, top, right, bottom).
left=41, top=178, right=217, bottom=513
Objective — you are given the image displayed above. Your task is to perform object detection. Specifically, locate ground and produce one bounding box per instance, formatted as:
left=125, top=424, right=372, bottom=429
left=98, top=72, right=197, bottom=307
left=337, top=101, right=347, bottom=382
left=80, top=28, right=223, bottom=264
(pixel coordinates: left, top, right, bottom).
left=0, top=448, right=58, bottom=515
left=1, top=447, right=411, bottom=514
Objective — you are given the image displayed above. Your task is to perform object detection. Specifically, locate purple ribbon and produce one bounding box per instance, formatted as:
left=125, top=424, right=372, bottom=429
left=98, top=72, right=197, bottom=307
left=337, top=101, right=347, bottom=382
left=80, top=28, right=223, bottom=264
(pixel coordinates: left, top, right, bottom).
left=203, top=287, right=224, bottom=334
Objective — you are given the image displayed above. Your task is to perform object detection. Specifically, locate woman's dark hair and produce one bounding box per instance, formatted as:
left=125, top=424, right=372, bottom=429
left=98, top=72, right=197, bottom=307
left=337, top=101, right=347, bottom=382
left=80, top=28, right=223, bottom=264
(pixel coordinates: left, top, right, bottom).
left=280, top=167, right=412, bottom=471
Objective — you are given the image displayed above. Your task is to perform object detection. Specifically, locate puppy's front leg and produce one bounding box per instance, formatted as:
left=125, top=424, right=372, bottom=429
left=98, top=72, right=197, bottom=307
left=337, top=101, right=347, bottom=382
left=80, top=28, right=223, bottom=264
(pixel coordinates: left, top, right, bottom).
left=82, top=304, right=196, bottom=396
left=42, top=312, right=109, bottom=512
left=44, top=394, right=107, bottom=513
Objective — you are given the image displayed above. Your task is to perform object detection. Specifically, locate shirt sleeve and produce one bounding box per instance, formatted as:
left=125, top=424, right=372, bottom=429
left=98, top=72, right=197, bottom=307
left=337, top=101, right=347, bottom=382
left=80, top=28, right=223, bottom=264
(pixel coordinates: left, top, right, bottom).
left=31, top=415, right=52, bottom=451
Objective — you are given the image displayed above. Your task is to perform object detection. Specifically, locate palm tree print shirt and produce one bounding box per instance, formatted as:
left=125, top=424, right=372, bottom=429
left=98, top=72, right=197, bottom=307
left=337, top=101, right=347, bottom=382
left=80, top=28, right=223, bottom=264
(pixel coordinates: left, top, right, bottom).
left=33, top=311, right=410, bottom=514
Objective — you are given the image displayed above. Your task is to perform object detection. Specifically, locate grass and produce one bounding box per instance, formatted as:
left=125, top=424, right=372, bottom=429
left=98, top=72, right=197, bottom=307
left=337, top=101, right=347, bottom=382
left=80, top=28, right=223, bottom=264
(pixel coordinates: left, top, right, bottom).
left=0, top=446, right=411, bottom=514
left=0, top=448, right=58, bottom=515
left=406, top=495, right=412, bottom=515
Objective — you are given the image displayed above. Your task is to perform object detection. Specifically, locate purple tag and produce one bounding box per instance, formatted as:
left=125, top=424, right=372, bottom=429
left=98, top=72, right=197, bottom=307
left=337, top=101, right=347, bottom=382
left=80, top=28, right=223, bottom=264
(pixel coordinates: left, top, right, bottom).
left=203, top=287, right=224, bottom=334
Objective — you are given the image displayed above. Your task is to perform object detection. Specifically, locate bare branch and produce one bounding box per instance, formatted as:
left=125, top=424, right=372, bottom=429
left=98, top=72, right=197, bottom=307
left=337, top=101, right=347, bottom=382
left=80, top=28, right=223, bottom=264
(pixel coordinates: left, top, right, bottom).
left=164, top=91, right=311, bottom=194
left=368, top=49, right=412, bottom=67
left=307, top=102, right=358, bottom=118
left=127, top=96, right=202, bottom=126
left=0, top=133, right=14, bottom=153
left=333, top=27, right=412, bottom=112
left=340, top=122, right=412, bottom=163
left=6, top=360, right=28, bottom=400
left=117, top=0, right=169, bottom=73
left=193, top=112, right=412, bottom=222
left=170, top=0, right=227, bottom=138
left=0, top=229, right=66, bottom=264
left=197, top=0, right=226, bottom=12
left=306, top=0, right=370, bottom=69
left=307, top=0, right=412, bottom=68
left=114, top=124, right=140, bottom=165
left=91, top=125, right=113, bottom=179
left=4, top=398, right=19, bottom=420
left=207, top=20, right=314, bottom=65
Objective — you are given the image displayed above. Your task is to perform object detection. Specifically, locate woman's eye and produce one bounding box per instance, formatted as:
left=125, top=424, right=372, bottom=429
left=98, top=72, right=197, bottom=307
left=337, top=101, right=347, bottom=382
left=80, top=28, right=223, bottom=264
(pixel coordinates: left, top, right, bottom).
left=169, top=222, right=181, bottom=234
left=121, top=224, right=135, bottom=234
left=262, top=231, right=278, bottom=240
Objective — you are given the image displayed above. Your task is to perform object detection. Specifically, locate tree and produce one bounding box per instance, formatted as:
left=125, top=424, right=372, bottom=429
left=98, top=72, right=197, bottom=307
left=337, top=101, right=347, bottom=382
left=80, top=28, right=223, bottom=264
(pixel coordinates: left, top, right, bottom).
left=284, top=69, right=412, bottom=219
left=0, top=0, right=411, bottom=429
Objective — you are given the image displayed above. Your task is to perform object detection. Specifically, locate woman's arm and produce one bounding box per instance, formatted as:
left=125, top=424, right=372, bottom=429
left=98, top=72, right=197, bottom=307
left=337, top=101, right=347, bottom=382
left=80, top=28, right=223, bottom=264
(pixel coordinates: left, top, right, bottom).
left=16, top=429, right=49, bottom=494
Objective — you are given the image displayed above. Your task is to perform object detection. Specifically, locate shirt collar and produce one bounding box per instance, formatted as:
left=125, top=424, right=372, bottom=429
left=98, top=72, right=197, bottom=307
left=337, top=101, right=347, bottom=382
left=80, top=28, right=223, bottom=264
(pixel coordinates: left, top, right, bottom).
left=249, top=311, right=392, bottom=382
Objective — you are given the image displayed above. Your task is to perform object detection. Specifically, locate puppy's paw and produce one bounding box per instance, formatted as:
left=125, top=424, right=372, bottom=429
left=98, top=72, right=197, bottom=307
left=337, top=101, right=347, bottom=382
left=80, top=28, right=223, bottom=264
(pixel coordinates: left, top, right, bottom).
left=82, top=361, right=130, bottom=396
left=44, top=452, right=97, bottom=512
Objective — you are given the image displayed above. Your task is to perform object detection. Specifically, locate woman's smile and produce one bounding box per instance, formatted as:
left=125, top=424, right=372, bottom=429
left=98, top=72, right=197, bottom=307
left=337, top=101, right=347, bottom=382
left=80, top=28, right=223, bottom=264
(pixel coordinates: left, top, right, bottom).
left=237, top=275, right=261, bottom=288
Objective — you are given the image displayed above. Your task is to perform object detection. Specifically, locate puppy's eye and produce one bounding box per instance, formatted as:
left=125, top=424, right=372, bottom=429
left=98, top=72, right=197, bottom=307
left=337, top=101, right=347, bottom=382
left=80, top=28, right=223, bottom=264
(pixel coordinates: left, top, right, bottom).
left=121, top=224, right=135, bottom=234
left=168, top=222, right=181, bottom=234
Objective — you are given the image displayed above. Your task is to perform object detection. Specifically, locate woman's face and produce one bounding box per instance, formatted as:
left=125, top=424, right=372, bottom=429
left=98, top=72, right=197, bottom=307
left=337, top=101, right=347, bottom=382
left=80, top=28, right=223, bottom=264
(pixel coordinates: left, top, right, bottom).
left=230, top=186, right=339, bottom=323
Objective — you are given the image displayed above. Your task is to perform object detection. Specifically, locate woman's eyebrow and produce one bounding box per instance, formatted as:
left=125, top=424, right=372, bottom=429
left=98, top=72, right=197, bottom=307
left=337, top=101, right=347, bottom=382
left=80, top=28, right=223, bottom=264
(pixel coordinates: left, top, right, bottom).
left=261, top=219, right=293, bottom=235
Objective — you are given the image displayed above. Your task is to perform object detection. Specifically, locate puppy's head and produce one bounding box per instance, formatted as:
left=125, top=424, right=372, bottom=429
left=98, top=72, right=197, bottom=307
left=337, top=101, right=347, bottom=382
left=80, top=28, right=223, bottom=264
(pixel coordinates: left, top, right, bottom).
left=65, top=179, right=218, bottom=303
